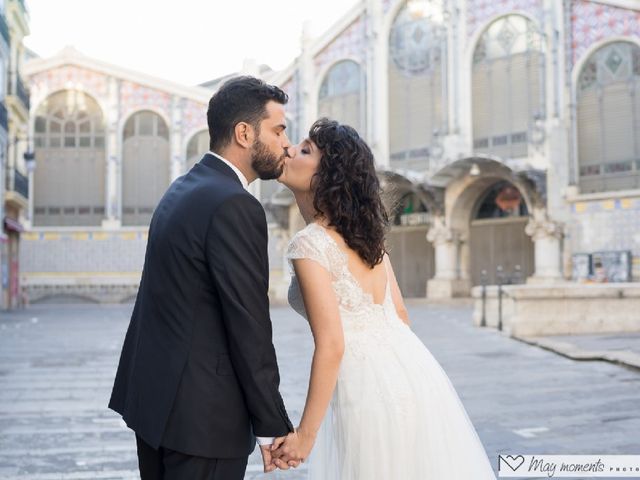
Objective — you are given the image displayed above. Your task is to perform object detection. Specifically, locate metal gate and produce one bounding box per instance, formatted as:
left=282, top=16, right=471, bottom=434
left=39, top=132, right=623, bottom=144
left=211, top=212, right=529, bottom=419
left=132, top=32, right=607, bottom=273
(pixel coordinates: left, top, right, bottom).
left=469, top=217, right=534, bottom=285
left=386, top=226, right=434, bottom=298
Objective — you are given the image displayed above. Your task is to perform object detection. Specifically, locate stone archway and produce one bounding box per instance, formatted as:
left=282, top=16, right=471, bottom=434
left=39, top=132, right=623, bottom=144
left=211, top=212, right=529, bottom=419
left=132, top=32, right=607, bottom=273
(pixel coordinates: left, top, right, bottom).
left=379, top=170, right=441, bottom=297
left=426, top=157, right=552, bottom=298
left=467, top=179, right=535, bottom=285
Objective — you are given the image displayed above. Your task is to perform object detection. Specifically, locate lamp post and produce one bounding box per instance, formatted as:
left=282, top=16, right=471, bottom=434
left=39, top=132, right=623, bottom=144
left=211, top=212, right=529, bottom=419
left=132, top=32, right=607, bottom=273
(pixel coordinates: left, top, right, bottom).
left=529, top=111, right=546, bottom=147
left=24, top=150, right=35, bottom=173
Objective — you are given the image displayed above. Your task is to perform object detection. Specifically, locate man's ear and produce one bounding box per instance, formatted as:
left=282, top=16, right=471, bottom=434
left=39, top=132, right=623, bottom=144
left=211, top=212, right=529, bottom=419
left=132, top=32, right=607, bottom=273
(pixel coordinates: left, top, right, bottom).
left=234, top=122, right=254, bottom=149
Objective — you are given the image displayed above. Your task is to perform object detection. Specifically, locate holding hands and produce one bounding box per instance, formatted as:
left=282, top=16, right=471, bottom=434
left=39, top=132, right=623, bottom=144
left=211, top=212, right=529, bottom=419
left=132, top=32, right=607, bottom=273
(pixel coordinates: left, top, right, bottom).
left=259, top=427, right=316, bottom=473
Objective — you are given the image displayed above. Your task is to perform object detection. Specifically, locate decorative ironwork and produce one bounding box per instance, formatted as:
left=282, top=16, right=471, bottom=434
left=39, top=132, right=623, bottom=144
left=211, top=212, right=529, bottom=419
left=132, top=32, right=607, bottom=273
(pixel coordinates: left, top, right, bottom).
left=578, top=42, right=640, bottom=92
left=473, top=14, right=543, bottom=64
left=389, top=0, right=446, bottom=76
left=318, top=61, right=361, bottom=100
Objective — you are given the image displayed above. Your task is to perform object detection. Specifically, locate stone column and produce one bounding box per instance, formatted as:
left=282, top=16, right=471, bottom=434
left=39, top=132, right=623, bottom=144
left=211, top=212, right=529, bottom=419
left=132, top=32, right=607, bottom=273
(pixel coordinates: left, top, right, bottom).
left=524, top=209, right=565, bottom=284
left=300, top=21, right=316, bottom=134
left=102, top=77, right=121, bottom=229
left=270, top=203, right=303, bottom=302
left=426, top=216, right=471, bottom=298
left=366, top=0, right=389, bottom=167
left=170, top=96, right=183, bottom=182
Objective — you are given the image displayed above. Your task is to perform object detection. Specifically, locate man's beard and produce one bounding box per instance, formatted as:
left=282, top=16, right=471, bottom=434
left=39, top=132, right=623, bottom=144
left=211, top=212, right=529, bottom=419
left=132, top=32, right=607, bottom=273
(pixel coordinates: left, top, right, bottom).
left=251, top=138, right=286, bottom=180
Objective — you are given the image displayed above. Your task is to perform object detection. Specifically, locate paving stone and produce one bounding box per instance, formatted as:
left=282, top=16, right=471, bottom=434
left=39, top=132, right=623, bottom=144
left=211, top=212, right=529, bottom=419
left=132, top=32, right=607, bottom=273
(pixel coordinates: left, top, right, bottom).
left=0, top=302, right=638, bottom=479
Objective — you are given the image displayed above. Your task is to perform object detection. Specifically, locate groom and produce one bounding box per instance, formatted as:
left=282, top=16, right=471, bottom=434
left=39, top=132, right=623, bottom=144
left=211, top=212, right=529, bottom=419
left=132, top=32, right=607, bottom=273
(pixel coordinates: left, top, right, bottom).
left=109, top=76, right=298, bottom=479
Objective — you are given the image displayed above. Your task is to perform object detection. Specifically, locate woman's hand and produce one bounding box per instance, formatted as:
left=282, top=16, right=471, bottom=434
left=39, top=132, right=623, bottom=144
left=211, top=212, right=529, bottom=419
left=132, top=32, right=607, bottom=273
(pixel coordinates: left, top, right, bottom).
left=270, top=426, right=316, bottom=468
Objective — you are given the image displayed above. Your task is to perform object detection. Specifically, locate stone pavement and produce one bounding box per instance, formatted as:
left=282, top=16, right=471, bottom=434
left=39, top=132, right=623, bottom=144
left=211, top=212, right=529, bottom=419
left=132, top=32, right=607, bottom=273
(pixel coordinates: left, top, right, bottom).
left=0, top=301, right=639, bottom=479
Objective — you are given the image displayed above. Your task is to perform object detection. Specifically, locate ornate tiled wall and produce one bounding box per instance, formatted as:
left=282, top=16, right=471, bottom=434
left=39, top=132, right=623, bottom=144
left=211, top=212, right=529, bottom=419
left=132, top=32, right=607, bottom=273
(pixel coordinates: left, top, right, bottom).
left=313, top=15, right=368, bottom=72
left=21, top=231, right=148, bottom=274
left=29, top=65, right=109, bottom=110
left=570, top=0, right=640, bottom=68
left=466, top=0, right=543, bottom=39
left=181, top=98, right=208, bottom=139
left=119, top=80, right=172, bottom=123
left=20, top=227, right=288, bottom=292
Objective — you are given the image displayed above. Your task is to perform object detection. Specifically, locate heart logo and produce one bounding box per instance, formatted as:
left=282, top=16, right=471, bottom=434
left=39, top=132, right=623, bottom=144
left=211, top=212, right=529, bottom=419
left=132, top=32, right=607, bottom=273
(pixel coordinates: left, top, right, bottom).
left=500, top=455, right=525, bottom=471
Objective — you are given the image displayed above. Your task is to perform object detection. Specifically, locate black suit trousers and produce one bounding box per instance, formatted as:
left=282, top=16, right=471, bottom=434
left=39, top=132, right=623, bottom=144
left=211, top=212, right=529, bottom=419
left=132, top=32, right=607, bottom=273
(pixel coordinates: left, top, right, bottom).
left=136, top=435, right=248, bottom=480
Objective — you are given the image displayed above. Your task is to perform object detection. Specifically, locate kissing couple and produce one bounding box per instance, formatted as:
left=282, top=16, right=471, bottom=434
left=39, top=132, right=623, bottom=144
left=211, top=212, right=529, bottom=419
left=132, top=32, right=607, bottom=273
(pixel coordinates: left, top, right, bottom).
left=109, top=76, right=496, bottom=479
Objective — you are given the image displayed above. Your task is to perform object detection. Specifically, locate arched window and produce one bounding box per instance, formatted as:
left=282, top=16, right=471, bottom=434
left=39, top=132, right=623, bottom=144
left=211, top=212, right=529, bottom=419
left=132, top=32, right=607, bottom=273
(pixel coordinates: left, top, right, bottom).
left=318, top=60, right=364, bottom=134
left=577, top=41, right=640, bottom=193
left=33, top=90, right=106, bottom=226
left=472, top=15, right=545, bottom=159
left=388, top=0, right=447, bottom=171
left=122, top=111, right=170, bottom=226
left=186, top=130, right=209, bottom=171
left=391, top=191, right=429, bottom=226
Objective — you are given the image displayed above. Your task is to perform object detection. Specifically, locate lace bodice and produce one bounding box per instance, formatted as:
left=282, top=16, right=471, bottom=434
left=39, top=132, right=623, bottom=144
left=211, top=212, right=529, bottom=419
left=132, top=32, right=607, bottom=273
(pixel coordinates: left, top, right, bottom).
left=286, top=223, right=402, bottom=333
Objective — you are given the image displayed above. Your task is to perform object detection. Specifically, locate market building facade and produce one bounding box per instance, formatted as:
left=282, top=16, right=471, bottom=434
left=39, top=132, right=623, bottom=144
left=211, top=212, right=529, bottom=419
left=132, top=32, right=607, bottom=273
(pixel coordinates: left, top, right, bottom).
left=19, top=0, right=640, bottom=308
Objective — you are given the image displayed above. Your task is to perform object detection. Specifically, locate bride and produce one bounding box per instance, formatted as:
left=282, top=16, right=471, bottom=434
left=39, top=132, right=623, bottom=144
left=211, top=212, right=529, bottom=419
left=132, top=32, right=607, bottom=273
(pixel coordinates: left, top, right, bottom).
left=270, top=118, right=496, bottom=480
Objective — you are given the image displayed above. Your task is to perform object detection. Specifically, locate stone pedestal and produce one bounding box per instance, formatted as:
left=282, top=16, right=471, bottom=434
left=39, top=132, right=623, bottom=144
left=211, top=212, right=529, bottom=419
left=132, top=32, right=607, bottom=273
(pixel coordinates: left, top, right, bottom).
left=525, top=210, right=564, bottom=284
left=427, top=277, right=472, bottom=298
left=472, top=283, right=640, bottom=336
left=101, top=218, right=122, bottom=229
left=426, top=217, right=469, bottom=298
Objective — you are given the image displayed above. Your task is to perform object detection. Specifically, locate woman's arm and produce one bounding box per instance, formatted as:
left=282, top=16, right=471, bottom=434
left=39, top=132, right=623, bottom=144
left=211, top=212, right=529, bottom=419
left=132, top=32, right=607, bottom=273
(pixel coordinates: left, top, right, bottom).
left=271, top=257, right=344, bottom=466
left=384, top=254, right=411, bottom=326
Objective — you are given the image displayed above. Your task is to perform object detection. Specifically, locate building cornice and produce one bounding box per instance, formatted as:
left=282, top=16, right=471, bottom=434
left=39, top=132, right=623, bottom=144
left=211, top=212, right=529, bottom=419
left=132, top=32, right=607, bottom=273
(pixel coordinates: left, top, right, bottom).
left=587, top=0, right=640, bottom=11
left=267, top=0, right=366, bottom=85
left=308, top=1, right=366, bottom=58
left=23, top=46, right=212, bottom=104
left=269, top=62, right=298, bottom=87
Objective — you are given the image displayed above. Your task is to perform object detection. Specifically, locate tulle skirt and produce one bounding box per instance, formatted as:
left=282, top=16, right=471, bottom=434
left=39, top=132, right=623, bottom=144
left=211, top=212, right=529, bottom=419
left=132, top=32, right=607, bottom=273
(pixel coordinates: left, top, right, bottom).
left=307, top=322, right=497, bottom=480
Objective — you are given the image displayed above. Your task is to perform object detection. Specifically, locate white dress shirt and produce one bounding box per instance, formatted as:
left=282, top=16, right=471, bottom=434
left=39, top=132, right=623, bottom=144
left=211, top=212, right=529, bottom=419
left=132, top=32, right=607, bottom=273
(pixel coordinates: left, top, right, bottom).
left=208, top=151, right=274, bottom=446
left=208, top=151, right=249, bottom=190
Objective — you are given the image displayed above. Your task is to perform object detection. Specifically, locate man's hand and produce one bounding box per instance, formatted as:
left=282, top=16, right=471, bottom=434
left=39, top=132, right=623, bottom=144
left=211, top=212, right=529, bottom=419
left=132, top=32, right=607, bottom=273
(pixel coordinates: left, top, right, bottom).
left=259, top=444, right=277, bottom=473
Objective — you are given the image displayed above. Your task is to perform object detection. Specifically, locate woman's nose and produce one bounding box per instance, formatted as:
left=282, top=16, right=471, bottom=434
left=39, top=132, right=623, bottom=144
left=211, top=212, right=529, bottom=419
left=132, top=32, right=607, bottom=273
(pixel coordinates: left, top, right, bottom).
left=285, top=145, right=296, bottom=158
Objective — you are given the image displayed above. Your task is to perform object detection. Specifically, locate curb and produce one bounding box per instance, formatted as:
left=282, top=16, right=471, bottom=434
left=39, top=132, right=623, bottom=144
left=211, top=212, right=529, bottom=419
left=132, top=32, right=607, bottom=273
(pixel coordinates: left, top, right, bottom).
left=511, top=335, right=640, bottom=371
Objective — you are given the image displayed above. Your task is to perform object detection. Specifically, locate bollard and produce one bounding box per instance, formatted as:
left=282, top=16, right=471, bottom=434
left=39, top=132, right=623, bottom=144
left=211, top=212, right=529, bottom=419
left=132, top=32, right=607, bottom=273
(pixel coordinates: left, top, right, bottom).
left=497, top=265, right=504, bottom=331
left=514, top=264, right=522, bottom=284
left=480, top=269, right=487, bottom=327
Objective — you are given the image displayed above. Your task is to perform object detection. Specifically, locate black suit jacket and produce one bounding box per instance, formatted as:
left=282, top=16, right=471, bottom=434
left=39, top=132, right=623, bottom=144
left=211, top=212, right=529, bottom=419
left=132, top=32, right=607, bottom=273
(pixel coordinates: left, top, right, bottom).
left=109, top=153, right=293, bottom=458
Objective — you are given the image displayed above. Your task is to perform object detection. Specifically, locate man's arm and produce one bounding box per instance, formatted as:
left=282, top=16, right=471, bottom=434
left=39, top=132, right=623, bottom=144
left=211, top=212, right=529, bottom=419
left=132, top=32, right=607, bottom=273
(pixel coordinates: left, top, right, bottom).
left=206, top=193, right=293, bottom=438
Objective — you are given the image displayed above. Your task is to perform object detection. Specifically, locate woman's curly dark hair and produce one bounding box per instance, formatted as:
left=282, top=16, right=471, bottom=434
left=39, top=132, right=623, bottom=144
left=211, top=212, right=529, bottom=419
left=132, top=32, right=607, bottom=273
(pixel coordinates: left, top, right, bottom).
left=309, top=118, right=389, bottom=268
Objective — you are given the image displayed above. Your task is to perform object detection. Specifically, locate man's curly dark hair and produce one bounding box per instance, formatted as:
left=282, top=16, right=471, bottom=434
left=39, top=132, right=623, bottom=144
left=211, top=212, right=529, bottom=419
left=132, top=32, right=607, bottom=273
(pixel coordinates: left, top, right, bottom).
left=309, top=118, right=389, bottom=269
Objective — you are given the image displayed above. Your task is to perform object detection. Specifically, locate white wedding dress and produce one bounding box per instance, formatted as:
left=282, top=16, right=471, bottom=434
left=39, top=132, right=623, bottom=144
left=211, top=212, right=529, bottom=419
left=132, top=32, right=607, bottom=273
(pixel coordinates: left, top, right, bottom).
left=286, top=223, right=496, bottom=480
